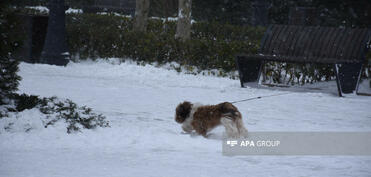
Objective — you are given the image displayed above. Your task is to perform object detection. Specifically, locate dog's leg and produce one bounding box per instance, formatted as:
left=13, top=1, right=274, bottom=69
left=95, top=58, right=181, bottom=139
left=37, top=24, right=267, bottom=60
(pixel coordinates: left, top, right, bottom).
left=221, top=117, right=239, bottom=138
left=196, top=128, right=208, bottom=137
left=236, top=118, right=248, bottom=138
left=182, top=124, right=193, bottom=133
left=191, top=121, right=208, bottom=137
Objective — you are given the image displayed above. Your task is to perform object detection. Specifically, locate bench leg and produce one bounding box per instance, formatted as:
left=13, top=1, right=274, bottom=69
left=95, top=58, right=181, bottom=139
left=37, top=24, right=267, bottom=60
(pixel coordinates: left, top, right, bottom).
left=335, top=63, right=363, bottom=95
left=334, top=64, right=343, bottom=97
left=235, top=56, right=263, bottom=87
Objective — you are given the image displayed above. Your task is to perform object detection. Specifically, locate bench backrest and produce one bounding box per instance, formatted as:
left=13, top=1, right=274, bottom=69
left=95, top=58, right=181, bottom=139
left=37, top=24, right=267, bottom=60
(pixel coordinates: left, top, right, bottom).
left=259, top=25, right=370, bottom=64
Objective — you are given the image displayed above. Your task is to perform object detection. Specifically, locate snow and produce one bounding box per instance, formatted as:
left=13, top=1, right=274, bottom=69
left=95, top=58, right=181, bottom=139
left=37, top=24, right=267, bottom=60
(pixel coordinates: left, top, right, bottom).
left=25, top=6, right=49, bottom=13
left=1, top=60, right=371, bottom=177
left=151, top=16, right=196, bottom=24
left=24, top=6, right=199, bottom=23
left=97, top=12, right=132, bottom=18
left=25, top=6, right=83, bottom=14
left=66, top=8, right=82, bottom=14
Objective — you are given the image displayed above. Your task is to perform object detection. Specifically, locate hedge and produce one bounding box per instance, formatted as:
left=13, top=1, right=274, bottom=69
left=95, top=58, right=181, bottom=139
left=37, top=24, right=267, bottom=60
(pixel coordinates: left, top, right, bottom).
left=66, top=13, right=265, bottom=73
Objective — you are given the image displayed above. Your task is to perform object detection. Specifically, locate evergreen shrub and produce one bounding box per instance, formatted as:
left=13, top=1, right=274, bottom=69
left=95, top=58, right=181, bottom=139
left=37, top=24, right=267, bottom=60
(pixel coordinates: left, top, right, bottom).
left=3, top=94, right=110, bottom=133
left=66, top=14, right=265, bottom=74
left=0, top=1, right=23, bottom=106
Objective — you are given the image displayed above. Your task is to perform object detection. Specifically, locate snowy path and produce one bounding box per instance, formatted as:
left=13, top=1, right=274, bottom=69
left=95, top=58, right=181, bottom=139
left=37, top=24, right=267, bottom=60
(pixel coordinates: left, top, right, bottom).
left=1, top=61, right=371, bottom=177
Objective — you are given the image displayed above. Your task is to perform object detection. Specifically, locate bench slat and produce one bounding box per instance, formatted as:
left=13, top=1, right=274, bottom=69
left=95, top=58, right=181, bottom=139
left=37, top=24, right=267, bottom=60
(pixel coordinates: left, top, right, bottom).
left=256, top=25, right=369, bottom=63
left=328, top=28, right=345, bottom=60
left=261, top=25, right=277, bottom=54
left=355, top=29, right=369, bottom=61
left=305, top=26, right=322, bottom=60
left=313, top=27, right=330, bottom=62
left=283, top=26, right=302, bottom=57
left=268, top=25, right=286, bottom=56
left=345, top=28, right=363, bottom=61
left=336, top=28, right=352, bottom=60
left=259, top=25, right=273, bottom=53
left=299, top=26, right=315, bottom=60
left=276, top=25, right=290, bottom=57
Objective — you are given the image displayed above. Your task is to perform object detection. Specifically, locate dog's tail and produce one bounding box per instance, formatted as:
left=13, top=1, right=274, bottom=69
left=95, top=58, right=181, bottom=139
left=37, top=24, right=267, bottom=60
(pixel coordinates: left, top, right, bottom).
left=219, top=102, right=240, bottom=117
left=219, top=102, right=248, bottom=138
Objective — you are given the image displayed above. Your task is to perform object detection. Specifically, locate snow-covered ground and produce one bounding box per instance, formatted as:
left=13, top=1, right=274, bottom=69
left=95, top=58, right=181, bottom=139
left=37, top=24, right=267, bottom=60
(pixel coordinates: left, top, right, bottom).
left=1, top=60, right=371, bottom=177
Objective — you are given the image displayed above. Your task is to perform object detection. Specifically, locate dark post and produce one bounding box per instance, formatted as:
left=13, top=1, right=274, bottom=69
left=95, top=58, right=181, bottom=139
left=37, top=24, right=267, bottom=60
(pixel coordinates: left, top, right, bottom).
left=251, top=0, right=270, bottom=26
left=40, top=0, right=69, bottom=66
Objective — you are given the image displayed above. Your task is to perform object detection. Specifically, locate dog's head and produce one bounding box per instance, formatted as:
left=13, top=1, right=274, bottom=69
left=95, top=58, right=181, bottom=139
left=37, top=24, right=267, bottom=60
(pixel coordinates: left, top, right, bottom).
left=175, top=101, right=192, bottom=123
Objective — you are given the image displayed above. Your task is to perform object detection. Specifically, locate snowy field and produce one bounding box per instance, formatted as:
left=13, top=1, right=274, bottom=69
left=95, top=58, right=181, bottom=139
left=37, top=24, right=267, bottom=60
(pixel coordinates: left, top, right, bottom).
left=1, top=60, right=371, bottom=177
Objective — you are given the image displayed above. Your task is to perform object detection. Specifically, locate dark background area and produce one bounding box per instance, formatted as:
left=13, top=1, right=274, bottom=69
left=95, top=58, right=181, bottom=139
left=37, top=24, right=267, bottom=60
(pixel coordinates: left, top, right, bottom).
left=10, top=0, right=371, bottom=27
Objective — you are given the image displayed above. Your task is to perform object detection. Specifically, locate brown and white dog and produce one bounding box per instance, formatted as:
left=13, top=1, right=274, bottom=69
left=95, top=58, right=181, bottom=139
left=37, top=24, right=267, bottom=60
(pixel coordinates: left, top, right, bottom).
left=175, top=101, right=248, bottom=138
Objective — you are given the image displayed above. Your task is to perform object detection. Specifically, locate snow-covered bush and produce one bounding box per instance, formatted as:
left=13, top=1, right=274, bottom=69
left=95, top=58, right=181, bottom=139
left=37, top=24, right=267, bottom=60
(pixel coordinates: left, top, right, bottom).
left=1, top=94, right=110, bottom=133
left=262, top=62, right=335, bottom=85
left=38, top=96, right=109, bottom=133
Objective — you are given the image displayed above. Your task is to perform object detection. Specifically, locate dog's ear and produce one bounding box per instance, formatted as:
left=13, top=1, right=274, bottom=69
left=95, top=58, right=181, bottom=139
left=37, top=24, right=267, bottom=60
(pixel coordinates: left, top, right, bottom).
left=175, top=101, right=192, bottom=123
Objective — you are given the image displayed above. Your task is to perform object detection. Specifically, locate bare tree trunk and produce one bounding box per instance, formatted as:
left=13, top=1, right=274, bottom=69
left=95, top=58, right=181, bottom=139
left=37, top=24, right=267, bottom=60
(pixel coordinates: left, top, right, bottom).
left=133, top=0, right=150, bottom=32
left=175, top=0, right=192, bottom=41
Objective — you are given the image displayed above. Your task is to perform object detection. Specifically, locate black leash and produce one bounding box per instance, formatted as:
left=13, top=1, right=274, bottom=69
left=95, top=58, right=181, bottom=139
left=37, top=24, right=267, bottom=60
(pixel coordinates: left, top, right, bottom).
left=230, top=92, right=291, bottom=104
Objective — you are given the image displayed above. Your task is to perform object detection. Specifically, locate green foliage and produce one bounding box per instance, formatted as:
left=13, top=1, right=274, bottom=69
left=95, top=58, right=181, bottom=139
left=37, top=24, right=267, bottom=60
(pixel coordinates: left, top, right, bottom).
left=6, top=94, right=110, bottom=133
left=13, top=94, right=40, bottom=111
left=0, top=60, right=21, bottom=105
left=38, top=97, right=109, bottom=133
left=66, top=13, right=265, bottom=73
left=0, top=1, right=23, bottom=106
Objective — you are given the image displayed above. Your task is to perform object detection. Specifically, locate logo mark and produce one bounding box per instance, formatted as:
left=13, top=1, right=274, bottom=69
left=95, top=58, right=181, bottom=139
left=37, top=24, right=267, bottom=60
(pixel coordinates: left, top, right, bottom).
left=227, top=140, right=238, bottom=147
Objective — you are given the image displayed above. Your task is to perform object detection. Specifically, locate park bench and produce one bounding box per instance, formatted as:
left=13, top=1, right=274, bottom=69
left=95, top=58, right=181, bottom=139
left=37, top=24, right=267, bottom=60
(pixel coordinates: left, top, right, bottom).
left=236, top=24, right=370, bottom=96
